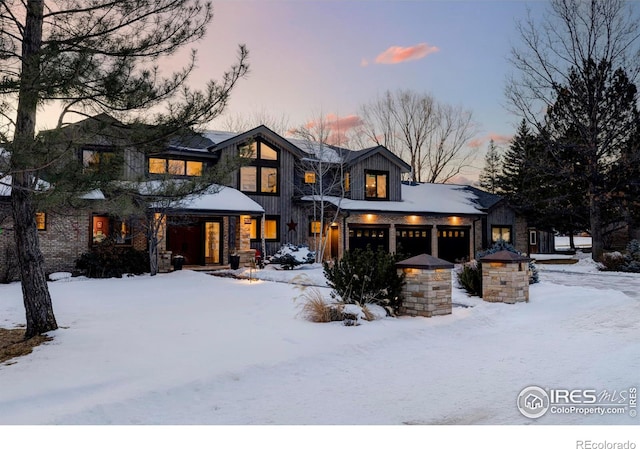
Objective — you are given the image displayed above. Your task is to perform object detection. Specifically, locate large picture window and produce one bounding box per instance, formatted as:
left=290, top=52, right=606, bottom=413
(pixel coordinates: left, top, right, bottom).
left=239, top=140, right=279, bottom=195
left=92, top=215, right=133, bottom=245
left=365, top=170, right=388, bottom=200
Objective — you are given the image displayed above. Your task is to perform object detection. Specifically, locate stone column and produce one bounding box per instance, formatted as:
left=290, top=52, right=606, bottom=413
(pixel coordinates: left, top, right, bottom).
left=479, top=250, right=530, bottom=304
left=396, top=253, right=454, bottom=317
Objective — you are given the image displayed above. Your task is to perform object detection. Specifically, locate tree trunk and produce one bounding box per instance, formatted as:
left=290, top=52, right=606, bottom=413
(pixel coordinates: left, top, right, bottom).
left=11, top=0, right=57, bottom=339
left=590, top=190, right=604, bottom=261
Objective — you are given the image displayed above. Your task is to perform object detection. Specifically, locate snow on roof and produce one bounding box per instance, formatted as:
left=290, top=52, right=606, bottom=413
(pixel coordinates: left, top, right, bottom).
left=178, top=185, right=264, bottom=213
left=202, top=130, right=240, bottom=145
left=286, top=138, right=346, bottom=163
left=135, top=180, right=263, bottom=213
left=302, top=183, right=486, bottom=215
left=0, top=176, right=51, bottom=197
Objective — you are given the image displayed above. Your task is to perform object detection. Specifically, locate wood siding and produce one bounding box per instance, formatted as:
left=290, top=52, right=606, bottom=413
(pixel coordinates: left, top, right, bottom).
left=348, top=153, right=403, bottom=201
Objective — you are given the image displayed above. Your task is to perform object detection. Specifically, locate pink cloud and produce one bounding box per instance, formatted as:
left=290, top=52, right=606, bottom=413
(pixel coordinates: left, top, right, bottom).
left=292, top=114, right=365, bottom=146
left=374, top=43, right=439, bottom=65
left=468, top=133, right=513, bottom=149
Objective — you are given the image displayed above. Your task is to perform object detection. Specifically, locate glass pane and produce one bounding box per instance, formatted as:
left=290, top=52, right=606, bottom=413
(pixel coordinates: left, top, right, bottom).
left=168, top=159, right=185, bottom=175
left=92, top=215, right=110, bottom=244
left=503, top=228, right=511, bottom=243
left=240, top=166, right=257, bottom=192
left=83, top=150, right=100, bottom=168
left=492, top=227, right=501, bottom=242
left=344, top=172, right=350, bottom=192
left=205, top=222, right=220, bottom=264
left=241, top=142, right=257, bottom=159
left=149, top=158, right=166, bottom=174
left=366, top=174, right=377, bottom=197
left=305, top=172, right=316, bottom=183
left=186, top=161, right=203, bottom=176
left=377, top=174, right=387, bottom=198
left=35, top=212, right=46, bottom=230
left=250, top=219, right=258, bottom=240
left=260, top=142, right=278, bottom=160
left=261, top=167, right=278, bottom=193
left=265, top=219, right=277, bottom=239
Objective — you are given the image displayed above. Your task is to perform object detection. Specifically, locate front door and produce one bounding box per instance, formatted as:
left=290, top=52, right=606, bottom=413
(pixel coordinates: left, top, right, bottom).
left=167, top=223, right=201, bottom=265
left=205, top=221, right=222, bottom=264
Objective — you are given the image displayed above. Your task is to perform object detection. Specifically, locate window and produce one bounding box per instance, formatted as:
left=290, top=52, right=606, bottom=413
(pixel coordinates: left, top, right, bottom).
left=239, top=140, right=280, bottom=195
left=83, top=149, right=115, bottom=172
left=491, top=226, right=512, bottom=244
left=148, top=158, right=203, bottom=176
left=309, top=220, right=322, bottom=236
left=344, top=172, right=350, bottom=192
left=249, top=216, right=280, bottom=241
left=35, top=212, right=46, bottom=231
left=264, top=217, right=278, bottom=240
left=304, top=172, right=316, bottom=184
left=92, top=215, right=132, bottom=245
left=529, top=230, right=537, bottom=246
left=365, top=171, right=388, bottom=200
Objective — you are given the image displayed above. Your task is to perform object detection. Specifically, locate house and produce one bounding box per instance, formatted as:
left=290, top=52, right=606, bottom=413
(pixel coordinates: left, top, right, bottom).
left=0, top=116, right=539, bottom=278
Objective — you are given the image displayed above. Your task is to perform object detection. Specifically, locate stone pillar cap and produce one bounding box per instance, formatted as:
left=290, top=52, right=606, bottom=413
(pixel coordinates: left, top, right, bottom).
left=396, top=253, right=454, bottom=269
left=479, top=250, right=530, bottom=263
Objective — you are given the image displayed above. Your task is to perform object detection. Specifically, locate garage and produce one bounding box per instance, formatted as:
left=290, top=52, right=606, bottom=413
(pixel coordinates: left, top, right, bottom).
left=437, top=226, right=471, bottom=263
left=395, top=226, right=432, bottom=257
left=348, top=225, right=390, bottom=253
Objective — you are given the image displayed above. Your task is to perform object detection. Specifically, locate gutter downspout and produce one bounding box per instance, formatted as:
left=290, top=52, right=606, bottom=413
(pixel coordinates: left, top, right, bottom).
left=472, top=216, right=482, bottom=260
left=261, top=212, right=266, bottom=259
left=342, top=211, right=350, bottom=258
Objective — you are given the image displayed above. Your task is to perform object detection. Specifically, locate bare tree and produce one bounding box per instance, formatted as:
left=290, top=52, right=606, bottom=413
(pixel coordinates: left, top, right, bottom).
left=506, top=0, right=640, bottom=260
left=289, top=114, right=348, bottom=262
left=218, top=107, right=291, bottom=135
left=359, top=89, right=478, bottom=183
left=0, top=0, right=248, bottom=338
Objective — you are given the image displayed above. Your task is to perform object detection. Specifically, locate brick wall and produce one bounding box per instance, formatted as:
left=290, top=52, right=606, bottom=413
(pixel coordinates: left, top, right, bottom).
left=0, top=202, right=91, bottom=278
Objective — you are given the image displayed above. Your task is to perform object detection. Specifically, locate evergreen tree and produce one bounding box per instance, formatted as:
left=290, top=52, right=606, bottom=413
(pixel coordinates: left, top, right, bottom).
left=478, top=139, right=501, bottom=193
left=0, top=1, right=249, bottom=338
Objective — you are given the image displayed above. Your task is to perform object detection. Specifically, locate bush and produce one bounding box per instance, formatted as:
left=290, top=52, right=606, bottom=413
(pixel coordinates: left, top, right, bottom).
left=75, top=238, right=149, bottom=278
left=600, top=240, right=640, bottom=273
left=323, top=246, right=405, bottom=315
left=0, top=245, right=19, bottom=284
left=456, top=260, right=482, bottom=297
left=267, top=244, right=315, bottom=269
left=456, top=239, right=539, bottom=297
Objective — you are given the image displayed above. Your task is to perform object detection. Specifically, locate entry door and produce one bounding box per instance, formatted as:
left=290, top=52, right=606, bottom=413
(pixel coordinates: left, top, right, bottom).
left=205, top=221, right=222, bottom=264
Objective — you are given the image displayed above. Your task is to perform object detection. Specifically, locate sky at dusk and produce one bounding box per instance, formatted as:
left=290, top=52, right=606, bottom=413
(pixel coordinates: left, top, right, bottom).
left=181, top=0, right=547, bottom=177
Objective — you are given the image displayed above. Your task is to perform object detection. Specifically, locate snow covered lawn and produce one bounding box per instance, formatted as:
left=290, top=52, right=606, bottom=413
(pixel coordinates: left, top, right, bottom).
left=1, top=262, right=639, bottom=428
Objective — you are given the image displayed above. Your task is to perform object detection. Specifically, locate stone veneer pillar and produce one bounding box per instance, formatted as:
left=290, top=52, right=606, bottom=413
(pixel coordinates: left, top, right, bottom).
left=396, top=254, right=454, bottom=317
left=479, top=250, right=530, bottom=304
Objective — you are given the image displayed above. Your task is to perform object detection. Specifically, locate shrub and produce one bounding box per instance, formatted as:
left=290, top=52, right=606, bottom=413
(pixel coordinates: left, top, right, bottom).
left=0, top=245, right=19, bottom=284
left=456, top=239, right=539, bottom=297
left=267, top=243, right=315, bottom=269
left=75, top=238, right=149, bottom=278
left=600, top=240, right=640, bottom=273
left=323, top=246, right=405, bottom=315
left=456, top=260, right=482, bottom=297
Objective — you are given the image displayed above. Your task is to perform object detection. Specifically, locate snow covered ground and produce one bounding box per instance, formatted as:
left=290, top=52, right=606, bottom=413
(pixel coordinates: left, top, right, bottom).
left=1, top=256, right=639, bottom=445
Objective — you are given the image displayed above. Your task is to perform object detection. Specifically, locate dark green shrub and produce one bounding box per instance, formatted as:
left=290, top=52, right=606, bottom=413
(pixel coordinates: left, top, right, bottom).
left=456, top=239, right=539, bottom=297
left=75, top=238, right=149, bottom=278
left=323, top=246, right=405, bottom=315
left=0, top=245, right=19, bottom=283
left=456, top=261, right=482, bottom=297
left=600, top=240, right=640, bottom=273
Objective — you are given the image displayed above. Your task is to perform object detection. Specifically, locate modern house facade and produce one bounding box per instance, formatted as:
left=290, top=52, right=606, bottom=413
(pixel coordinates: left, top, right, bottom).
left=0, top=116, right=542, bottom=278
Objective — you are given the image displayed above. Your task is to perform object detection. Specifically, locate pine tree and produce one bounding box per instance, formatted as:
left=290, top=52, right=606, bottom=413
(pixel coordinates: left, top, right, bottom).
left=478, top=140, right=501, bottom=193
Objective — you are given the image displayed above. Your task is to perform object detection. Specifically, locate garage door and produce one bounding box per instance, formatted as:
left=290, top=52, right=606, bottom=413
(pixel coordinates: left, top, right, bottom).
left=437, top=226, right=470, bottom=263
left=396, top=226, right=432, bottom=257
left=348, top=226, right=389, bottom=253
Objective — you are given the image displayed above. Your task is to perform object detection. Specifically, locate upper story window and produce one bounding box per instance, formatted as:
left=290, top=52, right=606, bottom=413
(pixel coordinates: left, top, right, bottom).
left=149, top=158, right=203, bottom=177
left=491, top=225, right=512, bottom=244
left=83, top=149, right=115, bottom=172
left=239, top=140, right=280, bottom=195
left=365, top=170, right=388, bottom=200
left=35, top=212, right=46, bottom=231
left=344, top=172, right=350, bottom=192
